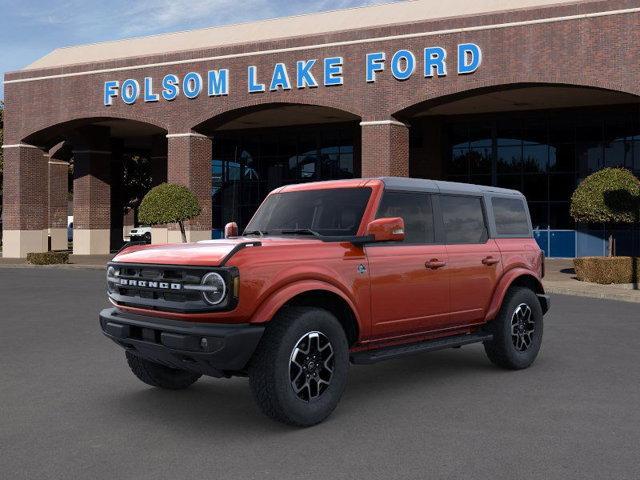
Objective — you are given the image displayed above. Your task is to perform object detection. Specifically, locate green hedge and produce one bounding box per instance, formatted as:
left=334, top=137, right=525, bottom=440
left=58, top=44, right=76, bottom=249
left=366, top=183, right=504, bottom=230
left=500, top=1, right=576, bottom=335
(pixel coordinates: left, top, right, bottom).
left=27, top=251, right=70, bottom=265
left=574, top=256, right=640, bottom=284
left=570, top=168, right=640, bottom=224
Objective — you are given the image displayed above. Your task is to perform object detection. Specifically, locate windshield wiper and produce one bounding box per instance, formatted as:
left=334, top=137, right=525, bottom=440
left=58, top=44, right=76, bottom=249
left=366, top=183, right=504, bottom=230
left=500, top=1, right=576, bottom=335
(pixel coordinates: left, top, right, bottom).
left=279, top=228, right=322, bottom=237
left=243, top=230, right=268, bottom=237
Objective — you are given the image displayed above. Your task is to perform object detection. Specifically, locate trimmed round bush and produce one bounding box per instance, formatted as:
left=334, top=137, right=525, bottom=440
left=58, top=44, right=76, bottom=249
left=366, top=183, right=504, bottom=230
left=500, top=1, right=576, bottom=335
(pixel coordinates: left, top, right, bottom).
left=570, top=168, right=640, bottom=224
left=138, top=183, right=202, bottom=242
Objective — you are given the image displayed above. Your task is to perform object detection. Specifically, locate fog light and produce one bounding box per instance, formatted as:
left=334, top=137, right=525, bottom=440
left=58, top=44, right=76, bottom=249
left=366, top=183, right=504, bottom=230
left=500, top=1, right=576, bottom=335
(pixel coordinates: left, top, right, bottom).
left=200, top=337, right=208, bottom=350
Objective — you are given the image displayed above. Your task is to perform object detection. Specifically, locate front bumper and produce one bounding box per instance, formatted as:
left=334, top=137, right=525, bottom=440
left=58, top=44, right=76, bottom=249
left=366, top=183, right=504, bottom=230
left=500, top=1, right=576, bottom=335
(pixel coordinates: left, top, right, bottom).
left=99, top=308, right=264, bottom=377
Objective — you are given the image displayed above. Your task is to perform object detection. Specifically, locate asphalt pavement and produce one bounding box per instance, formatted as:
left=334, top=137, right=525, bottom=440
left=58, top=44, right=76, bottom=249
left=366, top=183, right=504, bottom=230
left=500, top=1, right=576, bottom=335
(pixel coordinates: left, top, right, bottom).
left=1, top=268, right=639, bottom=480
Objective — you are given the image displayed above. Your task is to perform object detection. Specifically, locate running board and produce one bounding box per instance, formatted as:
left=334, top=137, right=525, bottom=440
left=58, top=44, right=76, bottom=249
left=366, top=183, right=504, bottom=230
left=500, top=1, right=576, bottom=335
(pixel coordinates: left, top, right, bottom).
left=350, top=332, right=493, bottom=365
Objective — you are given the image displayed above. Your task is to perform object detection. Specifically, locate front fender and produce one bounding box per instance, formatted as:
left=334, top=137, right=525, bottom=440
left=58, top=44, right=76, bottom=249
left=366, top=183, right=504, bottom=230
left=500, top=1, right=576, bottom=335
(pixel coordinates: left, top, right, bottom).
left=249, top=279, right=361, bottom=326
left=484, top=268, right=544, bottom=322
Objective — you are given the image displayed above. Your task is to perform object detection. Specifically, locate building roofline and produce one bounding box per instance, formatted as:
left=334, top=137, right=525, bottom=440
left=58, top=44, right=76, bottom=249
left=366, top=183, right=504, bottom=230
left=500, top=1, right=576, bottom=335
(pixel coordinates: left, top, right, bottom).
left=18, top=0, right=596, bottom=72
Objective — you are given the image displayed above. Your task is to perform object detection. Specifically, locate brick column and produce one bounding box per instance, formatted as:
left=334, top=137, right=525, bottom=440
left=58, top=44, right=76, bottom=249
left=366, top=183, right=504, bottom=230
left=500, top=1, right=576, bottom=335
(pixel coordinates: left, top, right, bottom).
left=360, top=120, right=410, bottom=177
left=150, top=134, right=169, bottom=244
left=72, top=127, right=112, bottom=255
left=48, top=159, right=69, bottom=251
left=166, top=133, right=212, bottom=243
left=1, top=144, right=49, bottom=258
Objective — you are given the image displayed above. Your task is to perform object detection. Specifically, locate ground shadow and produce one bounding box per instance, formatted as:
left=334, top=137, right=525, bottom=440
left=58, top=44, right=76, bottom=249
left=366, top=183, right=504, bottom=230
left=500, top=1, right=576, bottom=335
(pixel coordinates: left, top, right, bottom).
left=106, top=347, right=496, bottom=435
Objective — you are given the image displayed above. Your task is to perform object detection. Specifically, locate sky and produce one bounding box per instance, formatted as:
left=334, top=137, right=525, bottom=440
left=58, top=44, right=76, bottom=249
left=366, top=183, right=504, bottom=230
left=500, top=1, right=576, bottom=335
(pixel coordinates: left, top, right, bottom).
left=0, top=0, right=401, bottom=100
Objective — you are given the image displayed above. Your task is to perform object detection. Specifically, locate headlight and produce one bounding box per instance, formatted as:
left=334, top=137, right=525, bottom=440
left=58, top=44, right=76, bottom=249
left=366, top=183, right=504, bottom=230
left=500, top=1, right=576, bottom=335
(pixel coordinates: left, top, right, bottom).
left=107, top=266, right=119, bottom=293
left=200, top=272, right=227, bottom=305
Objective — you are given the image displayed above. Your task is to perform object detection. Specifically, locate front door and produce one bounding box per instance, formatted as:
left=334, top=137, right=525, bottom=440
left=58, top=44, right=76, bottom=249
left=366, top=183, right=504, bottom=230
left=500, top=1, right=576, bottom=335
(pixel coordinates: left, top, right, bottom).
left=367, top=191, right=450, bottom=340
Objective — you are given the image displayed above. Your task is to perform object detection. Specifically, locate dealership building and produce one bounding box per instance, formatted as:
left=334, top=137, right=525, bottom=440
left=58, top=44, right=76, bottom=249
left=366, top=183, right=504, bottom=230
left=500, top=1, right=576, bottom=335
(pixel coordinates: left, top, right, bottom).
left=3, top=0, right=640, bottom=257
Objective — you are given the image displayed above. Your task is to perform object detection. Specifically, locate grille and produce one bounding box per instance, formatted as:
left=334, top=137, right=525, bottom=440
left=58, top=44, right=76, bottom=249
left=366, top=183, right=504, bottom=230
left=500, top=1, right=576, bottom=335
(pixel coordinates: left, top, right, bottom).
left=107, top=263, right=236, bottom=313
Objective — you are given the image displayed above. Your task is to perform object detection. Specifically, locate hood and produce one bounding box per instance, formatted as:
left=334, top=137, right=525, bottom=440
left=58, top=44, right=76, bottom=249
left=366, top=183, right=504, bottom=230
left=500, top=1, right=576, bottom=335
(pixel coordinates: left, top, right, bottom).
left=112, top=236, right=321, bottom=266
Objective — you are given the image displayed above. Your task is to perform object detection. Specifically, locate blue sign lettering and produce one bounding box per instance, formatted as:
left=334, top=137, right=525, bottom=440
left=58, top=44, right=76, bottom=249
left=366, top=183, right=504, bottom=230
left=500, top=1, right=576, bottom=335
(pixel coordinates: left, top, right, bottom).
left=102, top=44, right=482, bottom=105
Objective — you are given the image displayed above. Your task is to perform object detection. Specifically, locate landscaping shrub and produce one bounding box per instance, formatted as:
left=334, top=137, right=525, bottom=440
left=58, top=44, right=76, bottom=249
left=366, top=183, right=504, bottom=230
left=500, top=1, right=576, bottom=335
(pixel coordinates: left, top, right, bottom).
left=138, top=183, right=201, bottom=243
left=570, top=168, right=640, bottom=256
left=27, top=251, right=70, bottom=265
left=573, top=256, right=640, bottom=284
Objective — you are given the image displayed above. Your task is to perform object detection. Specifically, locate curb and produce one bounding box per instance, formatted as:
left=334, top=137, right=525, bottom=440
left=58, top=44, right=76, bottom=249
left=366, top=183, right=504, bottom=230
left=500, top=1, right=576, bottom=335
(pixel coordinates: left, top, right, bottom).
left=544, top=284, right=640, bottom=304
left=0, top=263, right=106, bottom=270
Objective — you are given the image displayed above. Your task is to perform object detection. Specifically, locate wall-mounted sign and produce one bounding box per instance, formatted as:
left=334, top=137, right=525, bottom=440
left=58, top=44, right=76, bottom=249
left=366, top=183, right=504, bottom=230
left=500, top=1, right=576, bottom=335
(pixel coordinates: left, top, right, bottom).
left=103, top=43, right=481, bottom=106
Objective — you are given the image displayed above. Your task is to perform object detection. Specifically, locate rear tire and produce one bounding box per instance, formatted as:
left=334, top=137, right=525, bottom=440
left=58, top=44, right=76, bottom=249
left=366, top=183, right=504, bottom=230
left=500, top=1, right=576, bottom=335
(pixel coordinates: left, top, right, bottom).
left=125, top=351, right=201, bottom=389
left=248, top=307, right=349, bottom=427
left=483, top=287, right=543, bottom=370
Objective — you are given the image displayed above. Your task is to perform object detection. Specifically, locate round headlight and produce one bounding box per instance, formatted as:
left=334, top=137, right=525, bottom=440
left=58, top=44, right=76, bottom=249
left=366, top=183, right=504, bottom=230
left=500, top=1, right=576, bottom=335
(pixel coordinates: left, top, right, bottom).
left=201, top=272, right=226, bottom=305
left=107, top=266, right=117, bottom=293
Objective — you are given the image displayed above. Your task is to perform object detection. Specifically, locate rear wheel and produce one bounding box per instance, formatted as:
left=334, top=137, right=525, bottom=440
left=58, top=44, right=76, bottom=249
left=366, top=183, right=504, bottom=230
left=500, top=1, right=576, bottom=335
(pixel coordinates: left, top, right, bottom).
left=125, top=351, right=201, bottom=389
left=483, top=287, right=543, bottom=370
left=248, top=307, right=349, bottom=427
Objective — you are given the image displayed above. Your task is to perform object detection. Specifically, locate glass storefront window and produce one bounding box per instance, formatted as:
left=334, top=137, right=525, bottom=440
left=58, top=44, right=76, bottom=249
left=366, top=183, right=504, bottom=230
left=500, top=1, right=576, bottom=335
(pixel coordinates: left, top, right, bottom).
left=211, top=123, right=358, bottom=232
left=443, top=105, right=640, bottom=230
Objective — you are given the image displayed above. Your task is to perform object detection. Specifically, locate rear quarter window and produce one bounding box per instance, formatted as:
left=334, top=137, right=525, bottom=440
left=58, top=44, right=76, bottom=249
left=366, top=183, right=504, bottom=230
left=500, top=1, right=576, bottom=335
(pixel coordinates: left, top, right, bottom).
left=492, top=197, right=531, bottom=236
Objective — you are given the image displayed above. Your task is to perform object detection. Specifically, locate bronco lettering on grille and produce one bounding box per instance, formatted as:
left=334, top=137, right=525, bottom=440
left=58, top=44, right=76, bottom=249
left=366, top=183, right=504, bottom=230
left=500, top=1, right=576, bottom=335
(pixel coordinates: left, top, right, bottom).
left=118, top=278, right=182, bottom=290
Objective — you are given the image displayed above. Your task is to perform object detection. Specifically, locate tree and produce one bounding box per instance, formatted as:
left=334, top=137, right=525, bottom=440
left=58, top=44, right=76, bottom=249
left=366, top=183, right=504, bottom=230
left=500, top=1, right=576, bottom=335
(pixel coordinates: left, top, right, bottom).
left=138, top=183, right=202, bottom=243
left=570, top=167, right=640, bottom=256
left=121, top=153, right=152, bottom=223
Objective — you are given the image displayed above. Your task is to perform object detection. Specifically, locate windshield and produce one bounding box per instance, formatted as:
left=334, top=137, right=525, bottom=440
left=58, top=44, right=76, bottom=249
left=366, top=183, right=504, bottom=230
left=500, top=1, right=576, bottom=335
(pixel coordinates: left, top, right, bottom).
left=244, top=187, right=372, bottom=237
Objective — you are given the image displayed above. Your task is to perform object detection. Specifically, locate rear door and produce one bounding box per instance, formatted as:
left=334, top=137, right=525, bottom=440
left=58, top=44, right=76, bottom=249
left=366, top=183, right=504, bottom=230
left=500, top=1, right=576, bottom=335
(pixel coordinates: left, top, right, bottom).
left=440, top=194, right=502, bottom=326
left=366, top=191, right=450, bottom=339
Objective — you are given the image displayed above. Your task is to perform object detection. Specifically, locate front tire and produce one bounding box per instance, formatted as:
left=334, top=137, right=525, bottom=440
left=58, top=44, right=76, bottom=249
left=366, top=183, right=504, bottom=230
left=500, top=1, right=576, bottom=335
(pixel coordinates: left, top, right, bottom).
left=248, top=307, right=349, bottom=427
left=125, top=351, right=201, bottom=389
left=483, top=287, right=543, bottom=370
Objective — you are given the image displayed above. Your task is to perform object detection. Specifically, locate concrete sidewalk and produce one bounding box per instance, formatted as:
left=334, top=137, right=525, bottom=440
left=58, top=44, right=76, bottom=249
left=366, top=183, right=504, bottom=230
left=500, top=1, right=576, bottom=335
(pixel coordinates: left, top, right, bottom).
left=0, top=254, right=113, bottom=270
left=544, top=259, right=640, bottom=303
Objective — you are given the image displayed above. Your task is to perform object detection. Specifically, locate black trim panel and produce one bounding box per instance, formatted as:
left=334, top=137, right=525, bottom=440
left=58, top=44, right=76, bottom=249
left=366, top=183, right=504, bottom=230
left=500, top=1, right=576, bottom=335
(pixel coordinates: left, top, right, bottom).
left=99, top=308, right=264, bottom=376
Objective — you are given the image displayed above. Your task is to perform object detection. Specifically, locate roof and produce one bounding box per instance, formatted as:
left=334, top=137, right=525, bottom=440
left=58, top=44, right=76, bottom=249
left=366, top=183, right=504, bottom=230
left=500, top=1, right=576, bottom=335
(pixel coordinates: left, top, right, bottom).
left=278, top=177, right=522, bottom=197
left=25, top=0, right=587, bottom=70
left=380, top=177, right=523, bottom=196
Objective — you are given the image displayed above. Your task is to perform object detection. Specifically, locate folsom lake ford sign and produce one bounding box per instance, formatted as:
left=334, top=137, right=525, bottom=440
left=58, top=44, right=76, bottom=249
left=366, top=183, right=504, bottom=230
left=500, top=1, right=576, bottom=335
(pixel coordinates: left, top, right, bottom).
left=103, top=43, right=482, bottom=106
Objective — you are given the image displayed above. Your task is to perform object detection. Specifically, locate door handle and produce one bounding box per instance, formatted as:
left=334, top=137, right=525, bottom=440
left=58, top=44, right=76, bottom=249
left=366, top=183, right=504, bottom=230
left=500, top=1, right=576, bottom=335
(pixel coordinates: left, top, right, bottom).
left=482, top=256, right=500, bottom=266
left=425, top=259, right=447, bottom=270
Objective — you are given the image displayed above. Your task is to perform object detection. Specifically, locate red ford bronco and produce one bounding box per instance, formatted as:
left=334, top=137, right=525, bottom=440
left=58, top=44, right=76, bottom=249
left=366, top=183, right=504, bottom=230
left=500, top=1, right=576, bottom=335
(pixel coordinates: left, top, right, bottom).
left=100, top=177, right=549, bottom=426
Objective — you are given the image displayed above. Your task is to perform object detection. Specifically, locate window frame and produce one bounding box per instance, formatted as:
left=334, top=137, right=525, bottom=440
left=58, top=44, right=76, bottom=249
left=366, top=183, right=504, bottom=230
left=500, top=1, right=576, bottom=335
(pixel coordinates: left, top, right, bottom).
left=439, top=193, right=490, bottom=245
left=372, top=190, right=442, bottom=246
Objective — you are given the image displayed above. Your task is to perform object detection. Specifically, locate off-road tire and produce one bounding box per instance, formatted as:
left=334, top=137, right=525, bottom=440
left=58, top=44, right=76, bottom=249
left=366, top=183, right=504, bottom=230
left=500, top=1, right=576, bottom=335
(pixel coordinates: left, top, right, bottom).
left=125, top=351, right=201, bottom=389
left=248, top=307, right=349, bottom=427
left=483, top=287, right=543, bottom=370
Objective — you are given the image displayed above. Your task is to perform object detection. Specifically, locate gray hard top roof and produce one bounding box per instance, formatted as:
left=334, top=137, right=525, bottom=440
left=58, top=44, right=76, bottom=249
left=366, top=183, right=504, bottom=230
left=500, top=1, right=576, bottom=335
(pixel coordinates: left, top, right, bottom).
left=378, top=177, right=523, bottom=197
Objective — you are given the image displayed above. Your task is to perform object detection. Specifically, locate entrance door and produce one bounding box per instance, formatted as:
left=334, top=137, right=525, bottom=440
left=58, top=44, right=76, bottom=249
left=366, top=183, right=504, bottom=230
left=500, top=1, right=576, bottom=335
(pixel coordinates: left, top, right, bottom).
left=367, top=191, right=450, bottom=340
left=440, top=195, right=502, bottom=326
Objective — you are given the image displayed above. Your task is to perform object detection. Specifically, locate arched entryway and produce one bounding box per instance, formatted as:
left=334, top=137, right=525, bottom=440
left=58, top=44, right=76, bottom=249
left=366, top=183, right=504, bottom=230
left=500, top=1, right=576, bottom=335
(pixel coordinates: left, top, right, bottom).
left=3, top=118, right=167, bottom=256
left=396, top=84, right=640, bottom=257
left=194, top=103, right=361, bottom=237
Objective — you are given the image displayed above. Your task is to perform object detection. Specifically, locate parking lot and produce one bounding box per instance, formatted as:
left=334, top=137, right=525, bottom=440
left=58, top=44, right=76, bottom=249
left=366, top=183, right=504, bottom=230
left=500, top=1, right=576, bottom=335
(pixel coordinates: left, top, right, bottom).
left=1, top=267, right=639, bottom=480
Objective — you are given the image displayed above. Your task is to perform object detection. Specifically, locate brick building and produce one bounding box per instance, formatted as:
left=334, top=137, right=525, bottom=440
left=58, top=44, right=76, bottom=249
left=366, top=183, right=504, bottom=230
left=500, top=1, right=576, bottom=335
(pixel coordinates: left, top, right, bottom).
left=3, top=0, right=640, bottom=257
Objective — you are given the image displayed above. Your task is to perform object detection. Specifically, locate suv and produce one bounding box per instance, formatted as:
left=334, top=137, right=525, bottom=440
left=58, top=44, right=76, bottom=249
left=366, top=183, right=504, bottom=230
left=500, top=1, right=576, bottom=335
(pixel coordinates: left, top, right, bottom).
left=100, top=178, right=549, bottom=426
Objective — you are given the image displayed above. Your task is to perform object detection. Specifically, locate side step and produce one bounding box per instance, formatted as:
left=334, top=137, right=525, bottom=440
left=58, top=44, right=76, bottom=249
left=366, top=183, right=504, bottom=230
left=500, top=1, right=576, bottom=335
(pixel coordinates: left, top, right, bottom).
left=350, top=332, right=493, bottom=365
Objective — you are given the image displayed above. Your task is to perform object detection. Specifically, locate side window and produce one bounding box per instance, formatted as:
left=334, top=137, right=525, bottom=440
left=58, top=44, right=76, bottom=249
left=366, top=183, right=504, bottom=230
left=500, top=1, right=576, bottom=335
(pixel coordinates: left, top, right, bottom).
left=376, top=191, right=435, bottom=244
left=440, top=195, right=487, bottom=244
left=492, top=197, right=531, bottom=236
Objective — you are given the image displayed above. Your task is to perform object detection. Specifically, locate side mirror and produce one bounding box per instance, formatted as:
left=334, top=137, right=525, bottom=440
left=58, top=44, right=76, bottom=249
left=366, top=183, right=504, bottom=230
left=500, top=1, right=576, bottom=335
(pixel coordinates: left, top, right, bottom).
left=365, top=217, right=405, bottom=242
left=224, top=222, right=239, bottom=238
